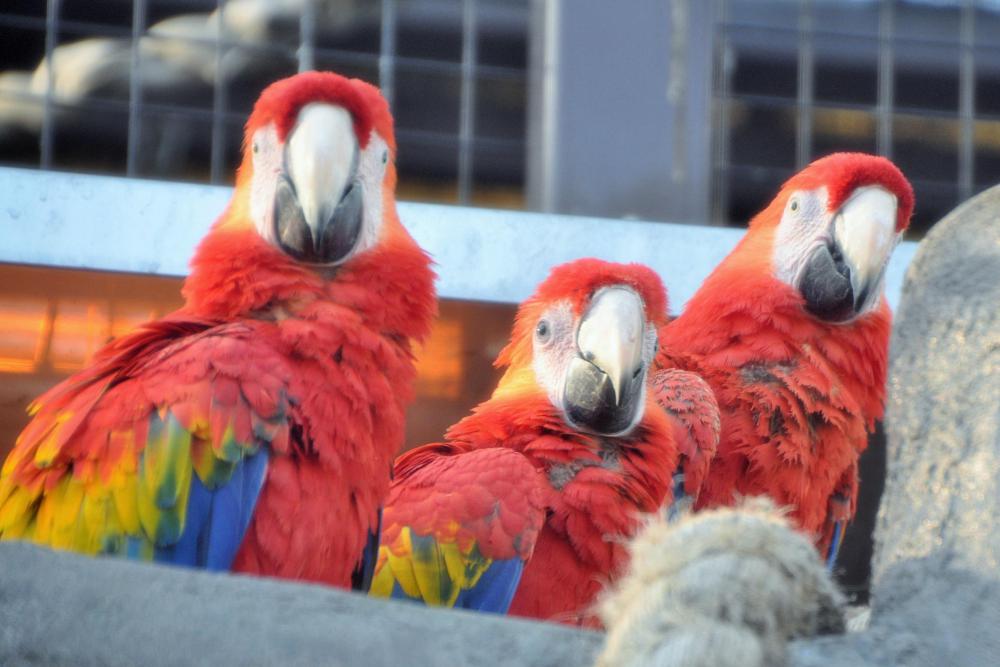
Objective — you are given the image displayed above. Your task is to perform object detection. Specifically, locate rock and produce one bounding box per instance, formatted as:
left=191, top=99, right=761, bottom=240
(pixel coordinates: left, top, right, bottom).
left=596, top=499, right=845, bottom=667
left=793, top=183, right=1000, bottom=666
left=0, top=541, right=601, bottom=667
left=875, top=183, right=1000, bottom=577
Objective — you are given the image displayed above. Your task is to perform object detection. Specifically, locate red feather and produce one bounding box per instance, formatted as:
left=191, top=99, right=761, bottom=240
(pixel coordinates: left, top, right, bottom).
left=659, top=152, right=909, bottom=553
left=383, top=259, right=677, bottom=627
left=1, top=72, right=436, bottom=588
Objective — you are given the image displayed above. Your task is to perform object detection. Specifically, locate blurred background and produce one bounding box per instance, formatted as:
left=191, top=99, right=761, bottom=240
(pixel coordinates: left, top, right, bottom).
left=1, top=0, right=998, bottom=603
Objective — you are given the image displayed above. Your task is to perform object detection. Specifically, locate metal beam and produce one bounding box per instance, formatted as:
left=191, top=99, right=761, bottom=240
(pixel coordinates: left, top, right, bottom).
left=0, top=166, right=917, bottom=311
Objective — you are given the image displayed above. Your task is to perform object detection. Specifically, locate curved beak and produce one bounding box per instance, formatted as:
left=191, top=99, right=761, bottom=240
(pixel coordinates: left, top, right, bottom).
left=563, top=287, right=648, bottom=436
left=799, top=185, right=898, bottom=322
left=274, top=103, right=363, bottom=264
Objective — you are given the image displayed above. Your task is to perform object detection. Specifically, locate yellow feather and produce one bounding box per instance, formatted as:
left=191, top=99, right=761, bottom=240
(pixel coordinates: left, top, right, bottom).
left=33, top=412, right=73, bottom=468
left=78, top=484, right=115, bottom=554
left=110, top=468, right=140, bottom=535
left=369, top=549, right=395, bottom=598
left=49, top=476, right=85, bottom=550
left=137, top=412, right=193, bottom=546
left=32, top=492, right=56, bottom=544
left=1, top=512, right=33, bottom=540
left=386, top=528, right=422, bottom=599
left=0, top=476, right=15, bottom=508
left=0, top=484, right=37, bottom=531
left=411, top=538, right=452, bottom=607
left=442, top=541, right=468, bottom=588
left=1, top=448, right=22, bottom=476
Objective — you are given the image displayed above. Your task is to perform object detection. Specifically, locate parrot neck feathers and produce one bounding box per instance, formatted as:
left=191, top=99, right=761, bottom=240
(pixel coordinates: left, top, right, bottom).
left=181, top=219, right=436, bottom=345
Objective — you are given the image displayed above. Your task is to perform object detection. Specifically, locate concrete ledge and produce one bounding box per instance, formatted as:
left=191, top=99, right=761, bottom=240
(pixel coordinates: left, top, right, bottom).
left=0, top=542, right=601, bottom=667
left=0, top=166, right=918, bottom=310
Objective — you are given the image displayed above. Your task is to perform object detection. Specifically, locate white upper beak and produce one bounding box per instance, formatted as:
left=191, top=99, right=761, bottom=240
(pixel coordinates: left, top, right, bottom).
left=832, top=185, right=899, bottom=308
left=284, top=103, right=358, bottom=233
left=577, top=287, right=646, bottom=404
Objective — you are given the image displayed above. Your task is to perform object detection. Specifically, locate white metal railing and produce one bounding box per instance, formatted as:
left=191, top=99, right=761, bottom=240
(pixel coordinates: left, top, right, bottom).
left=0, top=166, right=918, bottom=310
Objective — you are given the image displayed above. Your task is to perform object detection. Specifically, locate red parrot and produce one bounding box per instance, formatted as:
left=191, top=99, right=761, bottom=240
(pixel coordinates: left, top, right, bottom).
left=657, top=152, right=913, bottom=563
left=0, top=71, right=436, bottom=590
left=370, top=258, right=707, bottom=626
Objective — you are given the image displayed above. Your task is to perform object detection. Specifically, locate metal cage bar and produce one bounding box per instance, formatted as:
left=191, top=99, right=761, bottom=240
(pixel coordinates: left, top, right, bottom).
left=958, top=0, right=976, bottom=202
left=379, top=0, right=397, bottom=108
left=210, top=0, right=229, bottom=184
left=4, top=0, right=526, bottom=196
left=39, top=0, right=61, bottom=170
left=457, top=0, right=479, bottom=204
left=876, top=0, right=895, bottom=158
left=125, top=0, right=147, bottom=177
left=711, top=0, right=731, bottom=224
left=796, top=0, right=814, bottom=169
left=299, top=0, right=317, bottom=73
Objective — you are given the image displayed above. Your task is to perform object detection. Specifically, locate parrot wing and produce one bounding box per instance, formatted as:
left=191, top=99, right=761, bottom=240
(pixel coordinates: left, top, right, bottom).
left=370, top=443, right=546, bottom=613
left=650, top=368, right=721, bottom=513
left=824, top=463, right=857, bottom=569
left=0, top=315, right=290, bottom=570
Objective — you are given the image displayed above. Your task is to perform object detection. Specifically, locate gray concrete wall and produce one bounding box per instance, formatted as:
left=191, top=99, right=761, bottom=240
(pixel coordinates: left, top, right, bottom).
left=526, top=0, right=714, bottom=224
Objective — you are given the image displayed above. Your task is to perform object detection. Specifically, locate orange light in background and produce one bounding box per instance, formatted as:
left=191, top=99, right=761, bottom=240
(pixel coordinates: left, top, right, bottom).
left=49, top=300, right=111, bottom=372
left=0, top=264, right=518, bottom=461
left=0, top=298, right=49, bottom=373
left=109, top=305, right=159, bottom=339
left=413, top=318, right=464, bottom=399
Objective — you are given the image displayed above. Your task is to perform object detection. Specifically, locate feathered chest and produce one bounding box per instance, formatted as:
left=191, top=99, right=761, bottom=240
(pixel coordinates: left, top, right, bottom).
left=271, top=309, right=416, bottom=461
left=524, top=432, right=672, bottom=558
left=711, top=333, right=885, bottom=467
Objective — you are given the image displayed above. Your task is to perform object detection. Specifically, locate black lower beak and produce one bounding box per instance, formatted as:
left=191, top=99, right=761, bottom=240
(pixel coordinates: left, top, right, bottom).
left=563, top=357, right=642, bottom=436
left=273, top=176, right=364, bottom=264
left=799, top=242, right=856, bottom=322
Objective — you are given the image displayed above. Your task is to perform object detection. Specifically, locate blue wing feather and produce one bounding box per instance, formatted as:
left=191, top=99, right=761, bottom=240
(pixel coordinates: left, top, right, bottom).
left=351, top=507, right=382, bottom=592
left=386, top=549, right=526, bottom=614
left=453, top=558, right=525, bottom=613
left=151, top=449, right=268, bottom=570
left=826, top=520, right=844, bottom=570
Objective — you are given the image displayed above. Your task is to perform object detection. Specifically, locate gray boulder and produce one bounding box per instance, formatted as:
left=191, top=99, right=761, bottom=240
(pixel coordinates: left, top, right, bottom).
left=792, top=182, right=1000, bottom=666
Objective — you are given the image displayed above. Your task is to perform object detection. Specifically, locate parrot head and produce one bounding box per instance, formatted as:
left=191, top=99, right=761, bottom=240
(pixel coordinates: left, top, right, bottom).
left=762, top=153, right=914, bottom=323
left=234, top=70, right=397, bottom=265
left=495, top=259, right=668, bottom=437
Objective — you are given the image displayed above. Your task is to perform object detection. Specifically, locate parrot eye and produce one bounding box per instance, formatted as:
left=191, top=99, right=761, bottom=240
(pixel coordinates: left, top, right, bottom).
left=790, top=198, right=799, bottom=212
left=535, top=320, right=551, bottom=343
left=253, top=141, right=259, bottom=155
left=381, top=149, right=389, bottom=165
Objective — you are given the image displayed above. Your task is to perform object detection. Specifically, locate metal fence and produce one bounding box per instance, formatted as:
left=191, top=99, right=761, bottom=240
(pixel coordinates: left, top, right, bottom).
left=0, top=0, right=527, bottom=205
left=3, top=1, right=999, bottom=230
left=713, top=0, right=1000, bottom=231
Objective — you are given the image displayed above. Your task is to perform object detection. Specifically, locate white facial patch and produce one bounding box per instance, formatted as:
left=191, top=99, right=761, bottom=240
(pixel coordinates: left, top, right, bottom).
left=248, top=123, right=282, bottom=242
left=531, top=301, right=577, bottom=408
left=772, top=186, right=830, bottom=288
left=354, top=131, right=390, bottom=255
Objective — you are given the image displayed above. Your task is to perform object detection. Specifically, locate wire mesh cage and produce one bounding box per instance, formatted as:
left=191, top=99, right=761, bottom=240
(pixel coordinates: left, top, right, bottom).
left=0, top=0, right=529, bottom=207
left=712, top=0, right=1000, bottom=233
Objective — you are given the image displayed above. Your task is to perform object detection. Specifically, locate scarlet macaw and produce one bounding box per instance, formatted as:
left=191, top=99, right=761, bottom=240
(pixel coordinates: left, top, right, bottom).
left=0, top=71, right=437, bottom=590
left=658, top=152, right=913, bottom=564
left=371, top=259, right=716, bottom=625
